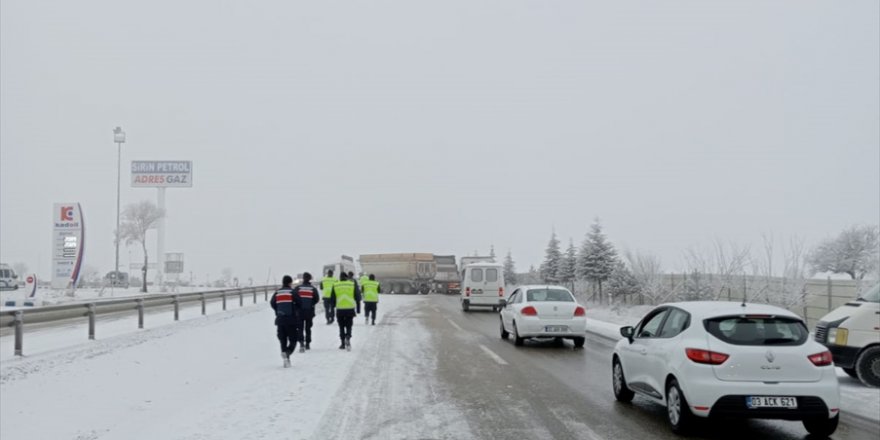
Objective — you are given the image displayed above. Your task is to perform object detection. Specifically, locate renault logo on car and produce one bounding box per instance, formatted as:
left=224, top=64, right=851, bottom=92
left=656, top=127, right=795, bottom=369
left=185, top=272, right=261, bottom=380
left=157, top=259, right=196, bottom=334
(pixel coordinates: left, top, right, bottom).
left=765, top=350, right=776, bottom=363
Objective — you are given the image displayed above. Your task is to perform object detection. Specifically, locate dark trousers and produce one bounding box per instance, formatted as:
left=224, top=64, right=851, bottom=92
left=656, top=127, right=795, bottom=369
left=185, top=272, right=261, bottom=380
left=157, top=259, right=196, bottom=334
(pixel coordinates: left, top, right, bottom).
left=336, top=309, right=356, bottom=341
left=277, top=323, right=298, bottom=354
left=297, top=314, right=314, bottom=344
left=364, top=302, right=377, bottom=322
left=323, top=298, right=335, bottom=322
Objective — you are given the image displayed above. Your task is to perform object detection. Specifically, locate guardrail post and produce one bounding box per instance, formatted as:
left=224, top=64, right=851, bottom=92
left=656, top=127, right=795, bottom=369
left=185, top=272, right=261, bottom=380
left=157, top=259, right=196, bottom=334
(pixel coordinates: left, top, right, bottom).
left=14, top=311, right=23, bottom=356
left=136, top=299, right=144, bottom=329
left=201, top=293, right=206, bottom=315
left=173, top=295, right=179, bottom=321
left=253, top=288, right=257, bottom=304
left=222, top=292, right=227, bottom=311
left=239, top=291, right=243, bottom=307
left=88, top=303, right=96, bottom=340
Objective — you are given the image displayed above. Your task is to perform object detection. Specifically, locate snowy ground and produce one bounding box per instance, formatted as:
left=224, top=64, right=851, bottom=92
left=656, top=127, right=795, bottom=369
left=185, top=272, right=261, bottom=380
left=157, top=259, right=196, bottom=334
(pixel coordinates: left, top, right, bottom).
left=582, top=304, right=880, bottom=423
left=0, top=295, right=471, bottom=440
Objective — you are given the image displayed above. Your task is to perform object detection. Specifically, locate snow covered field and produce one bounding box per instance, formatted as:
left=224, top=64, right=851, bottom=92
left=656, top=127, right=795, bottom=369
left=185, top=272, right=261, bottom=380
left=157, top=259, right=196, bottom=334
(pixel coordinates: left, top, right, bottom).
left=0, top=295, right=470, bottom=440
left=582, top=305, right=880, bottom=423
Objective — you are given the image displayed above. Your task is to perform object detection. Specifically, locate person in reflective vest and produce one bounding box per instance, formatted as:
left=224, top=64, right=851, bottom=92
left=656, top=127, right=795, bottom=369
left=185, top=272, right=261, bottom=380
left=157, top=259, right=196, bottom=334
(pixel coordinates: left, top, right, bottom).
left=359, top=273, right=369, bottom=288
left=348, top=271, right=359, bottom=296
left=362, top=274, right=381, bottom=325
left=321, top=269, right=338, bottom=325
left=270, top=275, right=301, bottom=367
left=292, top=272, right=320, bottom=352
left=331, top=272, right=361, bottom=351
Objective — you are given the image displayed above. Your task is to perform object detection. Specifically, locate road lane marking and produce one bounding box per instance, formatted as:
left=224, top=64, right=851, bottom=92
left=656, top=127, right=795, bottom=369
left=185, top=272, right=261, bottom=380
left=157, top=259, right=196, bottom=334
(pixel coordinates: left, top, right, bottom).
left=446, top=318, right=463, bottom=332
left=479, top=344, right=508, bottom=366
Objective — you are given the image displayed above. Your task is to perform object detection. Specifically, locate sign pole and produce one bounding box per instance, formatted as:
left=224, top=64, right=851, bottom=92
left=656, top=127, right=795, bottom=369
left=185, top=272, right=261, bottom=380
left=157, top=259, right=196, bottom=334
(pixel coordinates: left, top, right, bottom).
left=157, top=187, right=166, bottom=289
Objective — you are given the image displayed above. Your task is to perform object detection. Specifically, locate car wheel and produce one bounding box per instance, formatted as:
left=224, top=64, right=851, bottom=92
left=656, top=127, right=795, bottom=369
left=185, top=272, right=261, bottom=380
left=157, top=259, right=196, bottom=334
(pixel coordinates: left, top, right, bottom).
left=855, top=346, right=880, bottom=387
left=803, top=414, right=839, bottom=437
left=513, top=322, right=524, bottom=346
left=612, top=358, right=635, bottom=403
left=462, top=301, right=470, bottom=312
left=572, top=337, right=585, bottom=348
left=500, top=319, right=509, bottom=339
left=843, top=367, right=859, bottom=379
left=666, top=379, right=694, bottom=434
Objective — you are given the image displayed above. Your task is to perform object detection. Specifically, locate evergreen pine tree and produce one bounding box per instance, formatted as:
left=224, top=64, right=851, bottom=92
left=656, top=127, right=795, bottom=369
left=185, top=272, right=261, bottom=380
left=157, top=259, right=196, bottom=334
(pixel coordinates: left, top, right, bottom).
left=607, top=261, right=641, bottom=304
left=577, top=219, right=618, bottom=302
left=540, top=230, right=562, bottom=283
left=503, top=250, right=517, bottom=286
left=557, top=239, right=578, bottom=289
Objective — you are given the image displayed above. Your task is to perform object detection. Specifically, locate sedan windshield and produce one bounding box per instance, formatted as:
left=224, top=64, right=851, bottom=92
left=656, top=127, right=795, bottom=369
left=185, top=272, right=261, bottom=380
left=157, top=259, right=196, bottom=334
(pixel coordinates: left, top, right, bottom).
left=526, top=289, right=574, bottom=302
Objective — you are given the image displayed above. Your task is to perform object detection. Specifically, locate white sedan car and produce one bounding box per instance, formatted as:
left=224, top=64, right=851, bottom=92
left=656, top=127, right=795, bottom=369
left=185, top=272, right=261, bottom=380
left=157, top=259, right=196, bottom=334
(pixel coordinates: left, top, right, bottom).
left=499, top=285, right=587, bottom=348
left=612, top=302, right=840, bottom=437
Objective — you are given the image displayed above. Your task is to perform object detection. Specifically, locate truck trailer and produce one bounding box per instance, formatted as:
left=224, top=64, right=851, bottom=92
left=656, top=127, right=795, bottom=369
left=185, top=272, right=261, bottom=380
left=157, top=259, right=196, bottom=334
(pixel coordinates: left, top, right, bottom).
left=359, top=253, right=436, bottom=295
left=433, top=255, right=460, bottom=294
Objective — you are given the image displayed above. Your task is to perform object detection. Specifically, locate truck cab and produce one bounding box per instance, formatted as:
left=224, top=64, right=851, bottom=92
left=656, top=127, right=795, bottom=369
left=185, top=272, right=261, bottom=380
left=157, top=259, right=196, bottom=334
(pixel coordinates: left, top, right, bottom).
left=815, top=283, right=880, bottom=387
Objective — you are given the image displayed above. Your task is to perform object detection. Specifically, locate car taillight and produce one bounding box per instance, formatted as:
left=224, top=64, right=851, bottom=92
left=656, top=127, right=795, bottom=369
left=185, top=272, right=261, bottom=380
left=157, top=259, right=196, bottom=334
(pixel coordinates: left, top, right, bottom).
left=685, top=348, right=729, bottom=365
left=808, top=351, right=833, bottom=367
left=465, top=287, right=470, bottom=297
left=521, top=306, right=537, bottom=316
left=574, top=306, right=586, bottom=317
left=498, top=287, right=504, bottom=297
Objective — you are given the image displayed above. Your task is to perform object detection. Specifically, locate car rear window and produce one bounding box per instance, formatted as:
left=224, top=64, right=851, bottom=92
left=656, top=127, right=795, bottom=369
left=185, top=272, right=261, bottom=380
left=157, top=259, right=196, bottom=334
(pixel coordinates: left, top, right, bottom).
left=704, top=316, right=808, bottom=346
left=526, top=289, right=574, bottom=302
left=486, top=268, right=498, bottom=282
left=470, top=269, right=483, bottom=282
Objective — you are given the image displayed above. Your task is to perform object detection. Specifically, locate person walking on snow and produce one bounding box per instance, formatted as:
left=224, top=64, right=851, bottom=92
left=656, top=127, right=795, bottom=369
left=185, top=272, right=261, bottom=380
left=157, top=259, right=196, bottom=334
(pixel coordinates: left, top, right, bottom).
left=331, top=272, right=361, bottom=351
left=362, top=274, right=381, bottom=325
left=321, top=269, right=338, bottom=325
left=292, top=272, right=320, bottom=352
left=270, top=275, right=301, bottom=367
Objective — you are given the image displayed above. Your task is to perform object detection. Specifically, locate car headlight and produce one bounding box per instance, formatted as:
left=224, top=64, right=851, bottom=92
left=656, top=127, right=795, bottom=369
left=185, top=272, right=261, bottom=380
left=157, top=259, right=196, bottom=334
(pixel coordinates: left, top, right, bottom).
left=827, top=327, right=837, bottom=344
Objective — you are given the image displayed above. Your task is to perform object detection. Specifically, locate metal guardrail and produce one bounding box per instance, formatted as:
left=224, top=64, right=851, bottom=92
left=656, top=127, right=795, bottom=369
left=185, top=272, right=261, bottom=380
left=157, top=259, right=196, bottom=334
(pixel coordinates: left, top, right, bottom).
left=1, top=286, right=274, bottom=356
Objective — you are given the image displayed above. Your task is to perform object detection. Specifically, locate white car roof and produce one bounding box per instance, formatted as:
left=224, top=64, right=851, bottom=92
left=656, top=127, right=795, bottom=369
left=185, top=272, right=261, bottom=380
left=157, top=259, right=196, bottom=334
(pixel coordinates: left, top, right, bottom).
left=659, top=301, right=802, bottom=321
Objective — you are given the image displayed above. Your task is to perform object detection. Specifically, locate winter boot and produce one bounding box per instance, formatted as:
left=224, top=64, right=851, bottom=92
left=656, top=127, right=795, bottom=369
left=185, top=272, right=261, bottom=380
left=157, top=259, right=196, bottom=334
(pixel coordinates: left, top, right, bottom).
left=282, top=352, right=291, bottom=368
left=339, top=341, right=346, bottom=350
left=365, top=316, right=369, bottom=325
left=372, top=320, right=376, bottom=325
left=299, top=345, right=305, bottom=353
left=305, top=342, right=311, bottom=350
left=345, top=338, right=351, bottom=351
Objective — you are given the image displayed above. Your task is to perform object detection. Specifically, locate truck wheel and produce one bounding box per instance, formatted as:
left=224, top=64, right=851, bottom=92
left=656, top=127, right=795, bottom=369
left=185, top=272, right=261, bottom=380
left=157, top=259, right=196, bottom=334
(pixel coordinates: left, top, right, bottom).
left=856, top=346, right=880, bottom=388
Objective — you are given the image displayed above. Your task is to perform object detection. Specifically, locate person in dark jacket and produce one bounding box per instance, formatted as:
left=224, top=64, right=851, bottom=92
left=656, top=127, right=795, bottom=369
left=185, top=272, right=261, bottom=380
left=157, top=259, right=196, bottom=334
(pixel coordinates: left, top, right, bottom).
left=331, top=272, right=361, bottom=351
left=270, top=275, right=301, bottom=367
left=292, top=272, right=320, bottom=352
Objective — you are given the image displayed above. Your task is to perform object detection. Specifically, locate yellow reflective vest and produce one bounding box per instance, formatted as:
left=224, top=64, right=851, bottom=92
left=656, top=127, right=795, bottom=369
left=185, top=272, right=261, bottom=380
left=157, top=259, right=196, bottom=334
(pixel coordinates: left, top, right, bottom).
left=362, top=280, right=380, bottom=302
left=333, top=280, right=357, bottom=310
left=321, top=276, right=338, bottom=299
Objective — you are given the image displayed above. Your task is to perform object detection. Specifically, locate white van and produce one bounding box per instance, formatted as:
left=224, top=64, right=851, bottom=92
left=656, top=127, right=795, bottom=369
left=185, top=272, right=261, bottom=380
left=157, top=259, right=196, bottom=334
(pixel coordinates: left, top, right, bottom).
left=460, top=262, right=505, bottom=312
left=0, top=264, right=19, bottom=291
left=815, top=283, right=880, bottom=387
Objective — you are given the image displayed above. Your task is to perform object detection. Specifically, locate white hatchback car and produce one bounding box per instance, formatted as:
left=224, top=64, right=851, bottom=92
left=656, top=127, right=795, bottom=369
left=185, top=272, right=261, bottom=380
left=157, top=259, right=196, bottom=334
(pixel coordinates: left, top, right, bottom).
left=499, top=285, right=587, bottom=348
left=612, top=302, right=840, bottom=436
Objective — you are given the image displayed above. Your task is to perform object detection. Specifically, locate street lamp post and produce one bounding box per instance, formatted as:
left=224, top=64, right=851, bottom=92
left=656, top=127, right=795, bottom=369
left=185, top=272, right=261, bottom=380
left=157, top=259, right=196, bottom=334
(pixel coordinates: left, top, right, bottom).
left=113, top=126, right=126, bottom=296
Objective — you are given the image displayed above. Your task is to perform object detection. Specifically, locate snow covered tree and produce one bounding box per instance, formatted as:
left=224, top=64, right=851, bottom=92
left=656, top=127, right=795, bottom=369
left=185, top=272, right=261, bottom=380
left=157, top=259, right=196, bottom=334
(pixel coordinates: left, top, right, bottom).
left=577, top=219, right=618, bottom=302
left=557, top=239, right=577, bottom=289
left=624, top=250, right=672, bottom=305
left=682, top=270, right=712, bottom=301
left=808, top=224, right=880, bottom=280
left=540, top=230, right=563, bottom=283
left=503, top=250, right=518, bottom=286
left=119, top=200, right=165, bottom=293
left=606, top=261, right=641, bottom=304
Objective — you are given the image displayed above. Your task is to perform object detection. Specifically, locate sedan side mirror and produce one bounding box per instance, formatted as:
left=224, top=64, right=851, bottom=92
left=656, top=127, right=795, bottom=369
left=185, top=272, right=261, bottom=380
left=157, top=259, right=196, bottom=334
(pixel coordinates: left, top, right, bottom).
left=620, top=326, right=634, bottom=344
left=499, top=299, right=507, bottom=308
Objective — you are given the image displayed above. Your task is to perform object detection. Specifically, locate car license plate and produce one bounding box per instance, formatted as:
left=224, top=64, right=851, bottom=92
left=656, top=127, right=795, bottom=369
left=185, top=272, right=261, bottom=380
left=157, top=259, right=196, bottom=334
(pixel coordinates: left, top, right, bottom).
left=746, top=396, right=797, bottom=409
left=545, top=325, right=568, bottom=332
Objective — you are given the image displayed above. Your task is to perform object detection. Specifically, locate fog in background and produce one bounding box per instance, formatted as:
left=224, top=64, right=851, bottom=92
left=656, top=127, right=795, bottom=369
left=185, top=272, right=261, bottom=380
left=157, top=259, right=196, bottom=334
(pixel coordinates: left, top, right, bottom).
left=2, top=0, right=878, bottom=283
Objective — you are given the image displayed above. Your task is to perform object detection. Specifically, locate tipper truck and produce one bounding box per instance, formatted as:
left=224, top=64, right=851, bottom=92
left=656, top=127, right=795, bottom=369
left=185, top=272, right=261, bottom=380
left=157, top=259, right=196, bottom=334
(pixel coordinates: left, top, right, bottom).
left=433, top=255, right=461, bottom=294
left=359, top=253, right=436, bottom=295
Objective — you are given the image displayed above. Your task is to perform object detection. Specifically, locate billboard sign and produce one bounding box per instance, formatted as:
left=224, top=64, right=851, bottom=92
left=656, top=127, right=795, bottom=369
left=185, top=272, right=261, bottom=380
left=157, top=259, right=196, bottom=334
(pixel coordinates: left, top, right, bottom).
left=52, top=203, right=85, bottom=289
left=131, top=161, right=193, bottom=187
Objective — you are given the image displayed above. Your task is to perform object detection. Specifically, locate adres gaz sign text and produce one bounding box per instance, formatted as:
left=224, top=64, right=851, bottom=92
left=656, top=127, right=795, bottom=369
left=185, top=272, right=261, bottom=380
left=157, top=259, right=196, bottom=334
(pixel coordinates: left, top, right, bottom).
left=131, top=161, right=193, bottom=188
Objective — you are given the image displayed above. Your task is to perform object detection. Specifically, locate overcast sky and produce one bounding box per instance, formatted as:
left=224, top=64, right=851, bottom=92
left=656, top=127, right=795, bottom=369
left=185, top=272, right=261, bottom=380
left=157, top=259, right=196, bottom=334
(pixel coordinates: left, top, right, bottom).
left=1, top=0, right=878, bottom=283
